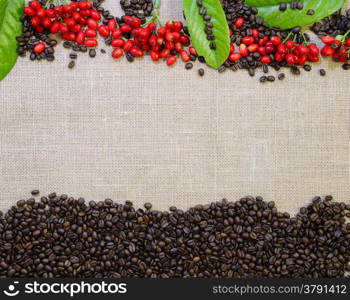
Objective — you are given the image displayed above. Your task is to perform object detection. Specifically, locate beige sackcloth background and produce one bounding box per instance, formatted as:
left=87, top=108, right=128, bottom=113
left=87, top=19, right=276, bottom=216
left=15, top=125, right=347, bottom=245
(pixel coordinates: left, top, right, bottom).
left=0, top=0, right=349, bottom=214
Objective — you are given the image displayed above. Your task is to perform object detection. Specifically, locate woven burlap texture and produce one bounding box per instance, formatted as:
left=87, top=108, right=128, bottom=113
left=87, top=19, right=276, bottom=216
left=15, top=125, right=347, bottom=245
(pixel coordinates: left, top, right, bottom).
left=0, top=0, right=349, bottom=213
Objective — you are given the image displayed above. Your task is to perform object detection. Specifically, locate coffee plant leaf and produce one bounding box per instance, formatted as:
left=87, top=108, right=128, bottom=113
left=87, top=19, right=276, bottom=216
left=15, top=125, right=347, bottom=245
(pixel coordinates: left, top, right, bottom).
left=0, top=0, right=24, bottom=81
left=245, top=0, right=346, bottom=29
left=183, top=0, right=230, bottom=69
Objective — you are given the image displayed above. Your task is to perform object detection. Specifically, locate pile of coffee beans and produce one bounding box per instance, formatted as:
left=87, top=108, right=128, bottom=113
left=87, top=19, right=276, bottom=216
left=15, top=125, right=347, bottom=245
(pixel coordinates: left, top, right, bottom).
left=312, top=9, right=350, bottom=38
left=0, top=192, right=349, bottom=278
left=120, top=0, right=153, bottom=23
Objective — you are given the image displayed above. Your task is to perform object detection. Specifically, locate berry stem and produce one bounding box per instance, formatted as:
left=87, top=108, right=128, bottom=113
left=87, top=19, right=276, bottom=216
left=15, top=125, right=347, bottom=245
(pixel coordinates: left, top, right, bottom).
left=282, top=31, right=293, bottom=43
left=144, top=0, right=162, bottom=26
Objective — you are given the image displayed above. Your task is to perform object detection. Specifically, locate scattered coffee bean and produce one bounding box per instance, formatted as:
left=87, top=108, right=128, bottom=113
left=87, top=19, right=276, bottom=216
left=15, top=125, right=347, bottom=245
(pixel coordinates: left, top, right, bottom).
left=260, top=75, right=267, bottom=83
left=68, top=61, right=76, bottom=69
left=69, top=53, right=78, bottom=60
left=89, top=49, right=97, bottom=58
left=198, top=68, right=205, bottom=76
left=185, top=62, right=193, bottom=70
left=303, top=64, right=312, bottom=71
left=278, top=73, right=285, bottom=80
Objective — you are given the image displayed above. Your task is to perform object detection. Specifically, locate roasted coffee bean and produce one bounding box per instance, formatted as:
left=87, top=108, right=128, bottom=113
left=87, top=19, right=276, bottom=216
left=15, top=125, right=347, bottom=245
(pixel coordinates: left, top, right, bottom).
left=278, top=73, right=285, bottom=80
left=70, top=53, right=78, bottom=60
left=209, top=42, right=216, bottom=50
left=185, top=62, right=193, bottom=70
left=319, top=69, right=326, bottom=76
left=89, top=49, right=97, bottom=58
left=279, top=3, right=287, bottom=11
left=342, top=63, right=350, bottom=70
left=259, top=75, right=267, bottom=83
left=291, top=66, right=301, bottom=75
left=303, top=64, right=312, bottom=72
left=198, top=68, right=205, bottom=76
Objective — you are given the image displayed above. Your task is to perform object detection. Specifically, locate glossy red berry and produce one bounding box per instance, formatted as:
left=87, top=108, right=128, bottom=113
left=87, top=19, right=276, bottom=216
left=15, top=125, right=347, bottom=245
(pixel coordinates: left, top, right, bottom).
left=239, top=44, right=249, bottom=56
left=84, top=39, right=98, bottom=47
left=50, top=21, right=60, bottom=34
left=76, top=32, right=85, bottom=44
left=123, top=40, right=134, bottom=52
left=235, top=17, right=244, bottom=28
left=296, top=44, right=308, bottom=56
left=189, top=46, right=197, bottom=56
left=270, top=36, right=282, bottom=46
left=150, top=50, right=160, bottom=61
left=160, top=48, right=170, bottom=58
left=85, top=28, right=97, bottom=38
left=308, top=44, right=319, bottom=56
left=345, top=38, right=350, bottom=47
left=241, top=36, right=254, bottom=45
left=98, top=25, right=110, bottom=37
left=277, top=44, right=287, bottom=55
left=228, top=52, right=241, bottom=62
left=130, top=47, right=143, bottom=57
left=285, top=53, right=296, bottom=64
left=275, top=52, right=285, bottom=62
left=111, top=38, right=125, bottom=47
left=260, top=55, right=271, bottom=64
left=173, top=21, right=183, bottom=32
left=321, top=36, right=335, bottom=45
left=29, top=1, right=42, bottom=10
left=120, top=24, right=132, bottom=33
left=285, top=40, right=295, bottom=49
left=247, top=43, right=258, bottom=52
left=321, top=45, right=335, bottom=56
left=108, top=19, right=117, bottom=31
left=24, top=7, right=36, bottom=16
left=87, top=18, right=98, bottom=30
left=112, top=47, right=124, bottom=59
left=30, top=16, right=40, bottom=27
left=33, top=42, right=46, bottom=54
left=180, top=50, right=190, bottom=62
left=166, top=55, right=177, bottom=66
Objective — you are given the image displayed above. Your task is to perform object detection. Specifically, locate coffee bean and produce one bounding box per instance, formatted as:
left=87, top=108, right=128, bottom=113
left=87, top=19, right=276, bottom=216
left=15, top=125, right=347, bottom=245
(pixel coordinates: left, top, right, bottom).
left=70, top=53, right=78, bottom=60
left=185, top=62, right=193, bottom=70
left=31, top=190, right=39, bottom=196
left=89, top=49, right=96, bottom=58
left=278, top=73, right=285, bottom=80
left=198, top=68, right=205, bottom=76
left=68, top=61, right=76, bottom=69
left=303, top=64, right=312, bottom=71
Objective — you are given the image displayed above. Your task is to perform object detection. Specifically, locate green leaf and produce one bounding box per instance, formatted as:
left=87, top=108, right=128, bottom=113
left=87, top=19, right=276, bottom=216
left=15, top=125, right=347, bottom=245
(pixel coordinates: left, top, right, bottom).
left=0, top=0, right=24, bottom=81
left=183, top=0, right=230, bottom=69
left=245, top=0, right=346, bottom=29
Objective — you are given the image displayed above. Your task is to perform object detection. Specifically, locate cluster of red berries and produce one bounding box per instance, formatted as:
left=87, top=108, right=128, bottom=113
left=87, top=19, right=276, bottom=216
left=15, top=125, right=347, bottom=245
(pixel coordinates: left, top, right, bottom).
left=24, top=1, right=193, bottom=67
left=321, top=35, right=350, bottom=63
left=24, top=1, right=103, bottom=53
left=110, top=17, right=192, bottom=66
left=227, top=18, right=320, bottom=66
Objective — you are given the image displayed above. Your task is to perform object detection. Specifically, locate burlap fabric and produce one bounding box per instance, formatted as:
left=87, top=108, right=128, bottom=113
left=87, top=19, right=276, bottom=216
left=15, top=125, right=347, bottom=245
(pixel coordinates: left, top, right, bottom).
left=0, top=0, right=349, bottom=213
